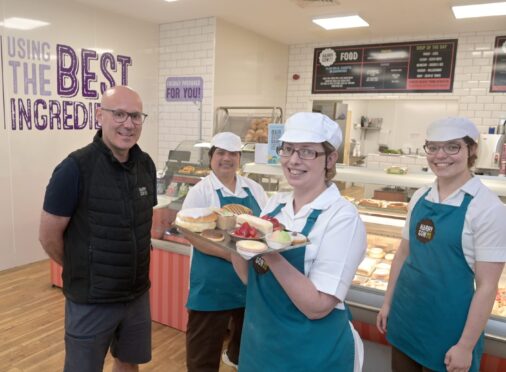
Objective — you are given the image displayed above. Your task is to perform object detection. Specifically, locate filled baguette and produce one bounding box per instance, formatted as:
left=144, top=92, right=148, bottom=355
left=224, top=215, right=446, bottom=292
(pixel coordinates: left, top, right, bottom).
left=236, top=214, right=273, bottom=235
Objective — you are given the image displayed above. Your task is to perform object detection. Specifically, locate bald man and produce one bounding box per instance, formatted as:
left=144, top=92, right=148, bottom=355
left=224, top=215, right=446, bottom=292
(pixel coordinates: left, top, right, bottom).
left=39, top=86, right=157, bottom=372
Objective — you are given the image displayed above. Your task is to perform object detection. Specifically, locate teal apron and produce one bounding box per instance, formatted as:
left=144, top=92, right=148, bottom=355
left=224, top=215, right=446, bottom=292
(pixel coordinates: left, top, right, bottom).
left=387, top=189, right=484, bottom=371
left=186, top=187, right=261, bottom=311
left=238, top=204, right=355, bottom=372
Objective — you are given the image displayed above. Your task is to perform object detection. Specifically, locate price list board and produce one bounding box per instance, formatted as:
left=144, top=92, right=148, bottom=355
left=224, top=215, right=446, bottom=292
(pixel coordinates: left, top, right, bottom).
left=490, top=36, right=506, bottom=93
left=312, top=39, right=458, bottom=94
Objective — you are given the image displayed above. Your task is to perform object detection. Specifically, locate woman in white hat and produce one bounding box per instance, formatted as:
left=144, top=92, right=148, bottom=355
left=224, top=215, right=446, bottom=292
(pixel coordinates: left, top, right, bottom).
left=231, top=112, right=367, bottom=371
left=181, top=132, right=268, bottom=371
left=377, top=117, right=506, bottom=372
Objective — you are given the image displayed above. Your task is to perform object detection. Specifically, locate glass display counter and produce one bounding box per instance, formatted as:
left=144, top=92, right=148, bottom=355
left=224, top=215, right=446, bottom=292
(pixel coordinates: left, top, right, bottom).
left=242, top=162, right=506, bottom=363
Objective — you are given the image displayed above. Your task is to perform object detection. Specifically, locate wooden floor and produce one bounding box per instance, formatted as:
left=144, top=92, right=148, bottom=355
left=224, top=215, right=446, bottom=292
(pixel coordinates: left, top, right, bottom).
left=0, top=260, right=235, bottom=372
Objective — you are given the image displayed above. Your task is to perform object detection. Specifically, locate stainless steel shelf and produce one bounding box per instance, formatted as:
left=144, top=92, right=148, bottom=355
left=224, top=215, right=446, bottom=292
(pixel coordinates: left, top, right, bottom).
left=242, top=163, right=506, bottom=196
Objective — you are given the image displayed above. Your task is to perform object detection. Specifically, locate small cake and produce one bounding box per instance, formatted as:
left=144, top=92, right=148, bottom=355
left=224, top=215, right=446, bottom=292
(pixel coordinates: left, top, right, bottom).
left=236, top=240, right=267, bottom=254
left=290, top=232, right=307, bottom=245
left=376, top=262, right=391, bottom=271
left=368, top=247, right=385, bottom=259
left=372, top=268, right=390, bottom=280
left=215, top=209, right=236, bottom=230
left=384, top=253, right=395, bottom=261
left=266, top=230, right=291, bottom=249
left=201, top=229, right=225, bottom=242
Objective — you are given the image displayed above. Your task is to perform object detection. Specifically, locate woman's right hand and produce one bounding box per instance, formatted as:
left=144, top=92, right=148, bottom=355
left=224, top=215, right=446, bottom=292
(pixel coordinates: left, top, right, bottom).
left=376, top=304, right=390, bottom=334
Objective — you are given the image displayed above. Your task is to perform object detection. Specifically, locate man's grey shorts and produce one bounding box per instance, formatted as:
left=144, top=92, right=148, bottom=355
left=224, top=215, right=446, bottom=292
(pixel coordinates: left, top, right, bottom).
left=64, top=291, right=151, bottom=372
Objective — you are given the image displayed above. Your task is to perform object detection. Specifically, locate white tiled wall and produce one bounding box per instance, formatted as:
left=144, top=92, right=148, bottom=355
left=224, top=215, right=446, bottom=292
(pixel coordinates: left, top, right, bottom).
left=286, top=31, right=506, bottom=135
left=366, top=154, right=428, bottom=173
left=158, top=17, right=216, bottom=168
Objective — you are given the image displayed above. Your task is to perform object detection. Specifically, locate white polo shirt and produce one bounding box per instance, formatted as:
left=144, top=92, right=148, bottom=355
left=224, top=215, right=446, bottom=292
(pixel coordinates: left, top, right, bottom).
left=403, top=176, right=506, bottom=270
left=182, top=171, right=268, bottom=210
left=263, top=183, right=367, bottom=308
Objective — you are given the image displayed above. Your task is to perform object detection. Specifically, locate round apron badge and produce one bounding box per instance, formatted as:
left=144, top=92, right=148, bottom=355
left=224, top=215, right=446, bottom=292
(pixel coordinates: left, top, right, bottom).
left=415, top=219, right=435, bottom=243
left=253, top=256, right=270, bottom=274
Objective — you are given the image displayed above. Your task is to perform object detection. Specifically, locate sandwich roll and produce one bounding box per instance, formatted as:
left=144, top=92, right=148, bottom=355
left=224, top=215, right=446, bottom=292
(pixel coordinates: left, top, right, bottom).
left=175, top=208, right=218, bottom=232
left=357, top=257, right=378, bottom=277
left=222, top=204, right=252, bottom=216
left=236, top=214, right=273, bottom=235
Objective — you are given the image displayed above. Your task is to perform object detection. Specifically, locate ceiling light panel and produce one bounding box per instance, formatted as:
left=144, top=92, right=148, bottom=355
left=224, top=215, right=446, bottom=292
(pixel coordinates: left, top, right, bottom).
left=452, top=2, right=506, bottom=19
left=0, top=17, right=49, bottom=30
left=313, top=15, right=369, bottom=30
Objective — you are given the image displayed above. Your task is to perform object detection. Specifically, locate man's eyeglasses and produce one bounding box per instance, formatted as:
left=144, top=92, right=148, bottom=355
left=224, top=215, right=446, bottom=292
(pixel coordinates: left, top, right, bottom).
left=276, top=145, right=325, bottom=160
left=423, top=143, right=462, bottom=155
left=101, top=108, right=148, bottom=126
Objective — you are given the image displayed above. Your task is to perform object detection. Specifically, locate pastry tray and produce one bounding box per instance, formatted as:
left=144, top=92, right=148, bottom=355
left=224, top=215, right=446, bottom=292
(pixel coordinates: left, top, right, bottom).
left=176, top=226, right=309, bottom=260
left=356, top=204, right=407, bottom=218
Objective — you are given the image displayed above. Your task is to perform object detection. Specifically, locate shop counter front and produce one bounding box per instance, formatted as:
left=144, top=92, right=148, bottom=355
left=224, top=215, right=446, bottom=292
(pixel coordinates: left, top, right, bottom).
left=50, top=194, right=192, bottom=332
left=49, top=239, right=191, bottom=332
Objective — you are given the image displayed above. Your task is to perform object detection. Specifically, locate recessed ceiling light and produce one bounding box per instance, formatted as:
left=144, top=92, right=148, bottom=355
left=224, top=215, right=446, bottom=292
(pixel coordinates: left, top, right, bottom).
left=164, top=0, right=179, bottom=3
left=0, top=17, right=49, bottom=30
left=313, top=15, right=369, bottom=30
left=452, top=1, right=506, bottom=19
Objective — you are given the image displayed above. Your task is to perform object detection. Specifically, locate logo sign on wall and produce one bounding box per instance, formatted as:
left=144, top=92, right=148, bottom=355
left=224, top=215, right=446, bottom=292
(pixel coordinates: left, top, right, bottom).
left=490, top=35, right=506, bottom=93
left=312, top=39, right=458, bottom=94
left=1, top=35, right=133, bottom=131
left=166, top=76, right=203, bottom=102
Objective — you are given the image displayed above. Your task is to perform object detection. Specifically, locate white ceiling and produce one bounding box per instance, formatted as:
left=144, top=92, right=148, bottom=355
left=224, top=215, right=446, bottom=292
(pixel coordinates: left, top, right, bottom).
left=75, top=0, right=506, bottom=45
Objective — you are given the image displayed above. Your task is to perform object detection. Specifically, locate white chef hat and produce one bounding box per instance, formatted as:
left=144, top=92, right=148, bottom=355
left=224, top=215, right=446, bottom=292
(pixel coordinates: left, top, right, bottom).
left=426, top=117, right=480, bottom=142
left=279, top=112, right=342, bottom=149
left=210, top=132, right=243, bottom=152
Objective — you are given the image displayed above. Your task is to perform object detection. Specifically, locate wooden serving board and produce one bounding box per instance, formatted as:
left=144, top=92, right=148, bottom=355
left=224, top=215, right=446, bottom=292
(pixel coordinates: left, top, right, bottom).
left=176, top=226, right=309, bottom=260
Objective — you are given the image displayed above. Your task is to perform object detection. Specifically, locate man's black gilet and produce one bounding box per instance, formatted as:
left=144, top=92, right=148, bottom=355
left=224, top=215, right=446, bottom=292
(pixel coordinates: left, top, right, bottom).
left=63, top=133, right=155, bottom=303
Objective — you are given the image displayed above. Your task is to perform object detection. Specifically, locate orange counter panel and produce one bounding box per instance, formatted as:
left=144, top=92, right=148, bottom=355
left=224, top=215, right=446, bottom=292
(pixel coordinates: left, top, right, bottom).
left=149, top=247, right=189, bottom=332
left=50, top=247, right=190, bottom=332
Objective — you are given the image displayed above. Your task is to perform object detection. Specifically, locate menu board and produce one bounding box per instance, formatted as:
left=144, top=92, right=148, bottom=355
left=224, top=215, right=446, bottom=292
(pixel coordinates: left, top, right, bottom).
left=312, top=39, right=458, bottom=94
left=490, top=36, right=506, bottom=93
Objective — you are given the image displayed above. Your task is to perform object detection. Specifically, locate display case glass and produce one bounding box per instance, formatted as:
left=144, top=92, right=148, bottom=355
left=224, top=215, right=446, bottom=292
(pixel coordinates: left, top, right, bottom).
left=241, top=162, right=506, bottom=356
